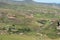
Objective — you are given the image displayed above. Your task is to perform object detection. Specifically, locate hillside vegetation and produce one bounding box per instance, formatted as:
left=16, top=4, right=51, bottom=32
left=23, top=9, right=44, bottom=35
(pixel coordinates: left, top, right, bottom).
left=0, top=2, right=60, bottom=40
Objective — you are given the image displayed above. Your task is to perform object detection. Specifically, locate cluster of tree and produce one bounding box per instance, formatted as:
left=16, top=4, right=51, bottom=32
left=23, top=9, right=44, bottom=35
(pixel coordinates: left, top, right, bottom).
left=0, top=25, right=31, bottom=34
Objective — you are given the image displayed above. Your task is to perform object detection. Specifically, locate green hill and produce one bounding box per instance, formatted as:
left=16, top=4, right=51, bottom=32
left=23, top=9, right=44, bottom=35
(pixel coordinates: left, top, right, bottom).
left=0, top=1, right=60, bottom=40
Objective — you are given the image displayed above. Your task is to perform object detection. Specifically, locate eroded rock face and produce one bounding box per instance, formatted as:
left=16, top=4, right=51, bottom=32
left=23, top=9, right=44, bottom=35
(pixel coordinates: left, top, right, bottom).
left=56, top=21, right=60, bottom=35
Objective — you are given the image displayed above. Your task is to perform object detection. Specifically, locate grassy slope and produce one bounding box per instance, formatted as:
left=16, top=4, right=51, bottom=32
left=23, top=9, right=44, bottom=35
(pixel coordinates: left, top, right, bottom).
left=0, top=3, right=60, bottom=40
left=0, top=34, right=60, bottom=40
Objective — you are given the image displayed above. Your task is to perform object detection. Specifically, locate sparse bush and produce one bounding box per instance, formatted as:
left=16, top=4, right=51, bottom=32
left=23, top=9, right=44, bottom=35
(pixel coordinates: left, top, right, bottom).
left=37, top=20, right=47, bottom=24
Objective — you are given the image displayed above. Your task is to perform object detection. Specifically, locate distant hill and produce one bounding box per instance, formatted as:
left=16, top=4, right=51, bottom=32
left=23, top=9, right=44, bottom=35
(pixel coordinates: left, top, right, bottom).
left=0, top=0, right=60, bottom=6
left=0, top=0, right=60, bottom=7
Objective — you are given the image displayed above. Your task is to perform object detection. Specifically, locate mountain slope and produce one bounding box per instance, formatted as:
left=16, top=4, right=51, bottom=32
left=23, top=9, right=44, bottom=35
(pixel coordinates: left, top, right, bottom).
left=0, top=0, right=60, bottom=40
